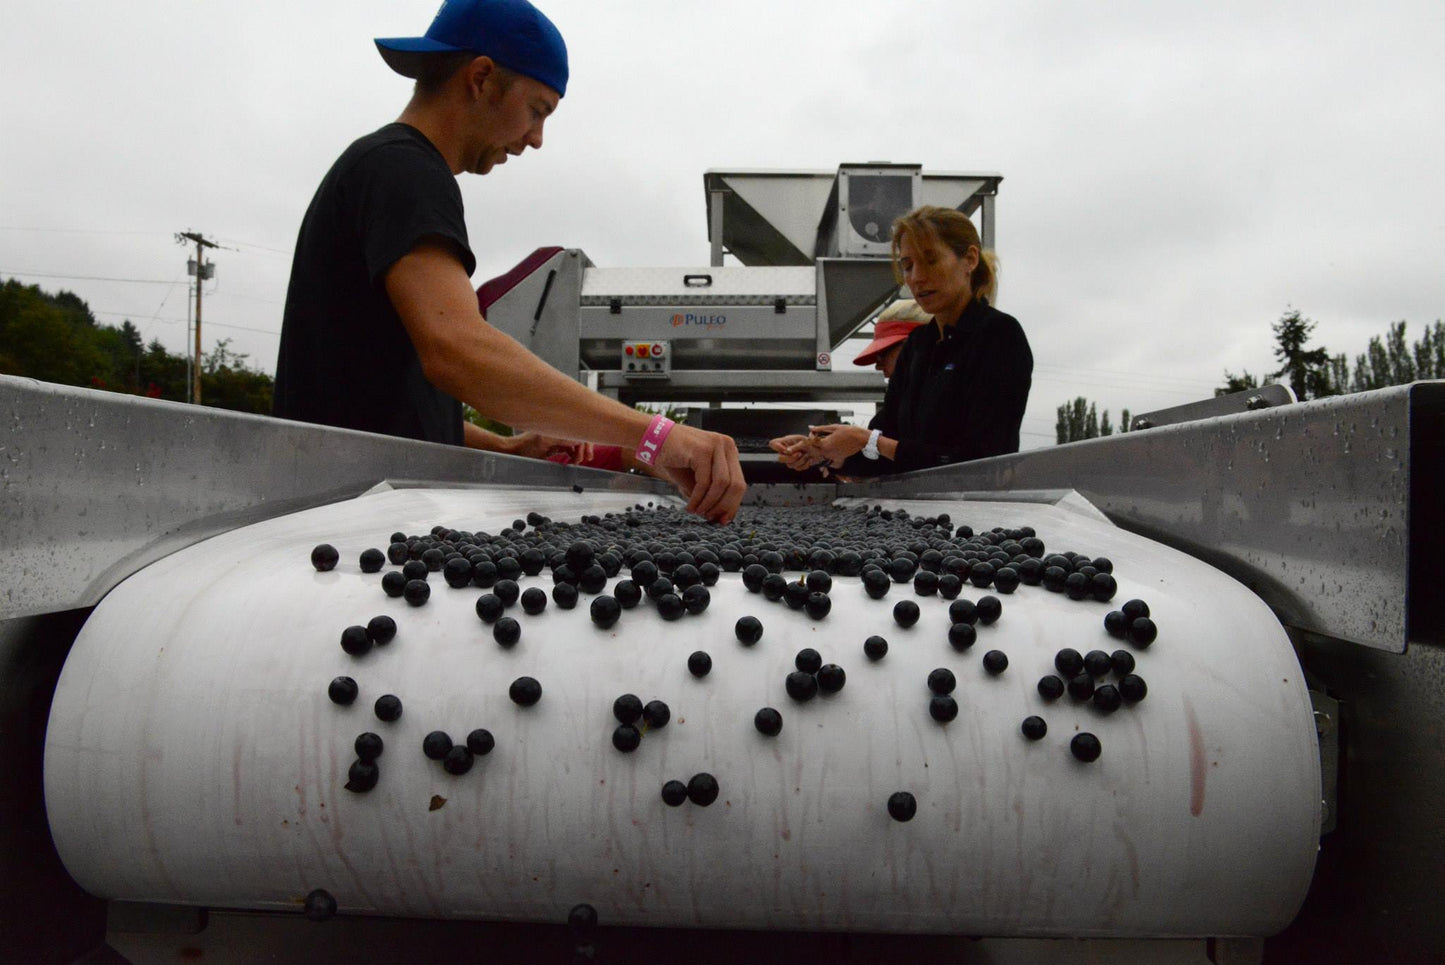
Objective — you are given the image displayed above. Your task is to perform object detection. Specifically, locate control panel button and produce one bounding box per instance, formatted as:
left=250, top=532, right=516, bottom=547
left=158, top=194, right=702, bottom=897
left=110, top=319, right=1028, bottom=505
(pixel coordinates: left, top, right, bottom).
left=619, top=340, right=669, bottom=379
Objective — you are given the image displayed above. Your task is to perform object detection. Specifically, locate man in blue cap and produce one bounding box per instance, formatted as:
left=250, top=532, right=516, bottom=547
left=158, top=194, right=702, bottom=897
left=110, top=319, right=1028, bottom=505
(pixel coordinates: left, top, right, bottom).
left=274, top=0, right=745, bottom=523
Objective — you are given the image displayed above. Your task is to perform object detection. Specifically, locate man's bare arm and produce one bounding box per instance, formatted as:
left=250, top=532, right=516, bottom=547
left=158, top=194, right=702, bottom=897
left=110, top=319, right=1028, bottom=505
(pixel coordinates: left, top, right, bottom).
left=462, top=421, right=593, bottom=464
left=385, top=240, right=745, bottom=521
left=388, top=241, right=647, bottom=444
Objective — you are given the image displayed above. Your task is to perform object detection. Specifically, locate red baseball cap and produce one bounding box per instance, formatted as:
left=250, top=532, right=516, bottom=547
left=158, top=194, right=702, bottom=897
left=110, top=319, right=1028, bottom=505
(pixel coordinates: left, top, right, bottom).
left=853, top=319, right=923, bottom=366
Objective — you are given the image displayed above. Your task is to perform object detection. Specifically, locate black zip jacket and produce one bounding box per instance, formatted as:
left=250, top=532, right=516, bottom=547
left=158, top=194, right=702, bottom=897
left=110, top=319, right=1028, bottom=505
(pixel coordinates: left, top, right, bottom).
left=843, top=297, right=1032, bottom=476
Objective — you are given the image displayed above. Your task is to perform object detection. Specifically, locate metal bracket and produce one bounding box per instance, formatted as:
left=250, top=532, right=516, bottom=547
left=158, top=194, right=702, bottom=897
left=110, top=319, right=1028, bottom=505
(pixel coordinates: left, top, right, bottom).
left=1131, top=383, right=1296, bottom=431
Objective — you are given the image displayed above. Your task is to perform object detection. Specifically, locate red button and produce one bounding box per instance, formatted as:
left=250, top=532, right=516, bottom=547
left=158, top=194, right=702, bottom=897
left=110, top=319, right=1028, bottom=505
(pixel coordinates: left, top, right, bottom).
left=625, top=345, right=634, bottom=356
left=637, top=344, right=650, bottom=358
left=652, top=343, right=665, bottom=357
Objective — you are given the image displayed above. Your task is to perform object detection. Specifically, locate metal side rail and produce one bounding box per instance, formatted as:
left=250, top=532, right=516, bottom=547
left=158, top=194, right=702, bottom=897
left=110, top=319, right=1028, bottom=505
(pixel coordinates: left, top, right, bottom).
left=0, top=376, right=671, bottom=620
left=841, top=382, right=1445, bottom=653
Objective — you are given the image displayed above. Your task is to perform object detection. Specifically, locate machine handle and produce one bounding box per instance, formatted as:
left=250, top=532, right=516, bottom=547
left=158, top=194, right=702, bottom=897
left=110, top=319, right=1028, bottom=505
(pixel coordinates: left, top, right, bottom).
left=683, top=274, right=713, bottom=287
left=529, top=270, right=558, bottom=336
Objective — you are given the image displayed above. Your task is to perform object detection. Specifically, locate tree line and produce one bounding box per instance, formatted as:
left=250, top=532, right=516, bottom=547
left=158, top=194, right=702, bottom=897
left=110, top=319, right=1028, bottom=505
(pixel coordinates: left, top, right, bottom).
left=1219, top=309, right=1443, bottom=400
left=1055, top=398, right=1131, bottom=445
left=1057, top=309, right=1443, bottom=443
left=0, top=278, right=274, bottom=413
left=0, top=278, right=673, bottom=437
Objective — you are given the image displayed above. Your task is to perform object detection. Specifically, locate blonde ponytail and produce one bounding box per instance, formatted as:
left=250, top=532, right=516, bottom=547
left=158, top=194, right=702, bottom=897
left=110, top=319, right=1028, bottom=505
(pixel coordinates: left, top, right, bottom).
left=974, top=249, right=999, bottom=304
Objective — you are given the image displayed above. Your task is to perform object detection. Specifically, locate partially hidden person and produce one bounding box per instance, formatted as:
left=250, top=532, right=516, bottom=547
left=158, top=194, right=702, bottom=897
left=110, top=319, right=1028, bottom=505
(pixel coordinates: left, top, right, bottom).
left=771, top=299, right=925, bottom=476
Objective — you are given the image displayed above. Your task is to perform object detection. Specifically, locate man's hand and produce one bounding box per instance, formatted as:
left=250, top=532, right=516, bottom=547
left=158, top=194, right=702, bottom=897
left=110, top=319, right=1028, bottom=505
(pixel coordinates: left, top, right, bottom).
left=509, top=432, right=594, bottom=465
left=462, top=423, right=594, bottom=464
left=653, top=425, right=746, bottom=524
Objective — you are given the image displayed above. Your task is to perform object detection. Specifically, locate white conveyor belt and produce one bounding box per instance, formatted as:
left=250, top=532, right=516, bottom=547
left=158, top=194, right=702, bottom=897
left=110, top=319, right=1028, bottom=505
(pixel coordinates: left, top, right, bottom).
left=44, top=486, right=1320, bottom=936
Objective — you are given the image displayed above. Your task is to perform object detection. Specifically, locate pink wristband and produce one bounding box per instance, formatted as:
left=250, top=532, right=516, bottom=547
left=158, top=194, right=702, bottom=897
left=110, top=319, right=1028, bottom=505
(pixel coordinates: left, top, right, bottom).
left=634, top=415, right=675, bottom=467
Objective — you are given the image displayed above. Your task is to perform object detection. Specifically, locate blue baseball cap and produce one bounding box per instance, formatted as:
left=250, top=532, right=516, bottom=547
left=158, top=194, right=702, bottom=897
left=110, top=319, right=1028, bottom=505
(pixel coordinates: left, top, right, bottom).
left=376, top=0, right=568, bottom=97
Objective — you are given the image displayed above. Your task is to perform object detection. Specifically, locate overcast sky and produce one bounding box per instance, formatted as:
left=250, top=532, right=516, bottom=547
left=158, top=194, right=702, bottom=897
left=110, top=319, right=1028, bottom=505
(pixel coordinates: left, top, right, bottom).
left=3, top=0, right=1442, bottom=448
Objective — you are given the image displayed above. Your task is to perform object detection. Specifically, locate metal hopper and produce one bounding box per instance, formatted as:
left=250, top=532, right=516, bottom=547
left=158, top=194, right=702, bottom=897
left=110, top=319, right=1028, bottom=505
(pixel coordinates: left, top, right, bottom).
left=481, top=164, right=1002, bottom=405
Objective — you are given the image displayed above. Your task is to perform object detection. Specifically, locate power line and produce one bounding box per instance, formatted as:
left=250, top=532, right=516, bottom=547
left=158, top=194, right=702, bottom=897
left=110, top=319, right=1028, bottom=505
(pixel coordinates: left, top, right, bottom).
left=2, top=269, right=179, bottom=285
left=206, top=286, right=283, bottom=305
left=213, top=236, right=294, bottom=257
left=5, top=269, right=281, bottom=305
left=146, top=282, right=184, bottom=325
left=1029, top=372, right=1208, bottom=399
left=1034, top=362, right=1218, bottom=390
left=0, top=226, right=171, bottom=237
left=91, top=310, right=279, bottom=338
left=0, top=225, right=292, bottom=256
left=201, top=320, right=280, bottom=337
left=93, top=310, right=182, bottom=326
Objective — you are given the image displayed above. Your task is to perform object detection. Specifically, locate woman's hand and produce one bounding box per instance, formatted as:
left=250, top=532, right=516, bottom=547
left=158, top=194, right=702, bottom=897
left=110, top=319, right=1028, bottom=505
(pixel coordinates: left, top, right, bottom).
left=805, top=424, right=870, bottom=468
left=768, top=434, right=818, bottom=472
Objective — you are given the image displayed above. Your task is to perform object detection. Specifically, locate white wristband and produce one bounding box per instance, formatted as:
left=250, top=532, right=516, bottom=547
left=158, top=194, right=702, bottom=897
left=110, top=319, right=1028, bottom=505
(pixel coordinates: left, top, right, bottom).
left=862, top=429, right=881, bottom=460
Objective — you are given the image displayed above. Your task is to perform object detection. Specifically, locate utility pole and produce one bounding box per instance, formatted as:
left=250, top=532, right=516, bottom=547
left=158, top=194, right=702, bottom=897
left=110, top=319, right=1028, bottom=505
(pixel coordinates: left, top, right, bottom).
left=176, top=231, right=218, bottom=404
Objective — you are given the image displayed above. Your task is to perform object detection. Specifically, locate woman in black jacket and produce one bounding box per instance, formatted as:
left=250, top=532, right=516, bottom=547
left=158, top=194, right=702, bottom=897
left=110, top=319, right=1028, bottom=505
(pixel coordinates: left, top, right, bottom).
left=772, top=205, right=1032, bottom=476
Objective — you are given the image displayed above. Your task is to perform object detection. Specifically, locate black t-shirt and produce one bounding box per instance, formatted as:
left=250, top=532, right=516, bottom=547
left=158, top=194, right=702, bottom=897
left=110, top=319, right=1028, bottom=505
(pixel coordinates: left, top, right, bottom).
left=844, top=297, right=1033, bottom=476
left=274, top=123, right=477, bottom=445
